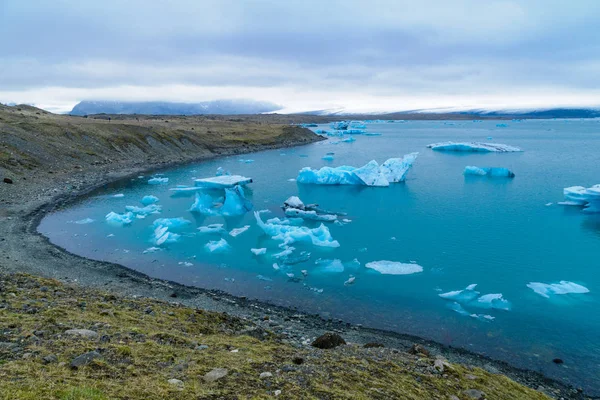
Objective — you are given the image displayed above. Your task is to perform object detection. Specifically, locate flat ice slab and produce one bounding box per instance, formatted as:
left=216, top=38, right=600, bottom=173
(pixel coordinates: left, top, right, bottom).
left=194, top=175, right=253, bottom=189
left=464, top=166, right=515, bottom=178
left=427, top=142, right=522, bottom=152
left=527, top=281, right=590, bottom=298
left=365, top=261, right=423, bottom=275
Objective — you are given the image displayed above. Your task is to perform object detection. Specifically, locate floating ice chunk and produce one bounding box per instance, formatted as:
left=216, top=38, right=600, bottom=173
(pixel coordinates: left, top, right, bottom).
left=284, top=208, right=337, bottom=222
left=190, top=193, right=217, bottom=215
left=315, top=259, right=345, bottom=273
left=152, top=225, right=180, bottom=245
left=322, top=155, right=334, bottom=161
left=221, top=185, right=253, bottom=216
left=527, top=281, right=590, bottom=298
left=198, top=224, right=226, bottom=234
left=273, top=246, right=295, bottom=259
left=286, top=272, right=295, bottom=278
left=148, top=177, right=169, bottom=184
left=330, top=121, right=348, bottom=130
left=496, top=123, right=508, bottom=128
left=152, top=218, right=190, bottom=230
left=105, top=211, right=134, bottom=225
left=239, top=159, right=254, bottom=163
left=559, top=184, right=600, bottom=212
left=365, top=261, right=423, bottom=275
left=194, top=175, right=252, bottom=189
left=272, top=263, right=280, bottom=271
left=342, top=136, right=356, bottom=143
left=297, top=165, right=362, bottom=185
left=74, top=218, right=95, bottom=224
left=205, top=238, right=230, bottom=253
left=178, top=261, right=193, bottom=267
left=113, top=193, right=125, bottom=198
left=380, top=153, right=419, bottom=183
left=439, top=284, right=480, bottom=303
left=475, top=293, right=511, bottom=311
left=464, top=166, right=515, bottom=178
left=229, top=225, right=250, bottom=237
left=345, top=129, right=365, bottom=134
left=353, top=160, right=389, bottom=186
left=284, top=196, right=304, bottom=209
left=256, top=275, right=272, bottom=281
left=344, top=276, right=356, bottom=286
left=427, top=142, right=522, bottom=152
left=448, top=302, right=470, bottom=316
left=125, top=204, right=162, bottom=217
left=142, top=247, right=161, bottom=254
left=254, top=212, right=339, bottom=248
left=169, top=186, right=203, bottom=195
left=471, top=314, right=495, bottom=321
left=364, top=132, right=382, bottom=136
left=141, top=195, right=159, bottom=205
left=215, top=167, right=226, bottom=176
left=545, top=202, right=553, bottom=206
left=250, top=248, right=267, bottom=256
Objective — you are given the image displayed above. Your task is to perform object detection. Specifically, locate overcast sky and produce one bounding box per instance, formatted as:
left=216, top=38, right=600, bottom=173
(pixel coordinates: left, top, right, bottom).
left=1, top=0, right=599, bottom=113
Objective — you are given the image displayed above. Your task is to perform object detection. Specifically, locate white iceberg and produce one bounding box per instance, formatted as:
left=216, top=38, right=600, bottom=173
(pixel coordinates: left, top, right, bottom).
left=439, top=284, right=480, bottom=303
left=198, top=224, right=226, bottom=234
left=105, top=211, right=134, bottom=225
left=169, top=185, right=203, bottom=195
left=194, top=175, right=252, bottom=189
left=254, top=211, right=339, bottom=248
left=527, top=281, right=590, bottom=298
left=205, top=238, right=230, bottom=253
left=125, top=204, right=162, bottom=217
left=141, top=195, right=159, bottom=205
left=559, top=184, right=600, bottom=212
left=148, top=177, right=169, bottom=184
left=475, top=293, right=512, bottom=311
left=284, top=208, right=337, bottom=222
left=464, top=166, right=515, bottom=178
left=297, top=153, right=418, bottom=187
left=250, top=248, right=267, bottom=256
left=229, top=225, right=250, bottom=237
left=427, top=142, right=522, bottom=152
left=284, top=196, right=304, bottom=209
left=365, top=261, right=423, bottom=275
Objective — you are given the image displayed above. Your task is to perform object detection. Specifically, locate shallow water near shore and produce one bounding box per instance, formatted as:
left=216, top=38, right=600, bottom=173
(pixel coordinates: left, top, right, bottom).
left=40, top=119, right=600, bottom=393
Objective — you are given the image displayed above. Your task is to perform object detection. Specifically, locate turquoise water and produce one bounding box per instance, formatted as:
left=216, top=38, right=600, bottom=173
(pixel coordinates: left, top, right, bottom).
left=39, top=119, right=600, bottom=392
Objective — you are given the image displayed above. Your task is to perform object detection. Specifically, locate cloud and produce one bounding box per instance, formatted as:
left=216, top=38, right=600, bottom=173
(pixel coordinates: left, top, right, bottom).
left=1, top=0, right=600, bottom=112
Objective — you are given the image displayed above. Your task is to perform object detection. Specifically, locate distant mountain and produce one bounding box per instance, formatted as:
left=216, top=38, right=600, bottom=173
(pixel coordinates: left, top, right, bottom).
left=70, top=100, right=281, bottom=116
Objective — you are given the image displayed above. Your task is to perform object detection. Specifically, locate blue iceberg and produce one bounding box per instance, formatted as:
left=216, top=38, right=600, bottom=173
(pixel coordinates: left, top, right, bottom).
left=464, top=166, right=515, bottom=178
left=560, top=184, right=600, bottom=212
left=254, top=212, right=339, bottom=248
left=152, top=217, right=191, bottom=230
left=427, top=142, right=522, bottom=152
left=194, top=175, right=253, bottom=189
left=527, top=281, right=590, bottom=298
left=205, top=238, right=230, bottom=253
left=125, top=204, right=162, bottom=218
left=330, top=121, right=348, bottom=130
left=365, top=261, right=423, bottom=275
left=105, top=211, right=134, bottom=226
left=141, top=195, right=159, bottom=205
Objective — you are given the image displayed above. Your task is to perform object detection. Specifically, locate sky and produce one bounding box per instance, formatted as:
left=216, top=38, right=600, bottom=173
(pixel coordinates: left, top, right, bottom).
left=1, top=0, right=599, bottom=113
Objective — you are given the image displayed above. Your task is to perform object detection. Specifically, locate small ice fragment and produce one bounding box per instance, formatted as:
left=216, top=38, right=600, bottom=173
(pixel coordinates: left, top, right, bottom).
left=475, top=293, right=511, bottom=311
left=315, top=259, right=345, bottom=273
left=301, top=270, right=308, bottom=277
left=288, top=178, right=296, bottom=182
left=286, top=273, right=295, bottom=278
left=439, top=284, right=480, bottom=303
left=105, top=211, right=134, bottom=226
left=365, top=261, right=423, bottom=275
left=257, top=275, right=272, bottom=281
left=284, top=196, right=304, bottom=209
left=113, top=193, right=125, bottom=198
left=272, top=263, right=280, bottom=271
left=152, top=218, right=190, bottom=230
left=322, top=155, right=334, bottom=161
left=284, top=208, right=337, bottom=222
left=229, top=225, right=250, bottom=237
left=545, top=202, right=553, bottom=206
left=107, top=234, right=115, bottom=237
left=142, top=247, right=160, bottom=254
left=178, top=261, right=193, bottom=267
left=138, top=175, right=144, bottom=179
left=239, top=159, right=254, bottom=163
left=141, top=195, right=159, bottom=205
left=390, top=237, right=396, bottom=241
left=427, top=142, right=522, bottom=152
left=198, top=224, right=226, bottom=234
left=125, top=204, right=162, bottom=217
left=274, top=247, right=295, bottom=259
left=358, top=247, right=367, bottom=252
left=344, top=276, right=356, bottom=286
left=527, top=281, right=590, bottom=298
left=250, top=248, right=267, bottom=256
left=148, top=177, right=169, bottom=184
left=74, top=218, right=95, bottom=224
left=342, top=219, right=352, bottom=223
left=464, top=166, right=515, bottom=178
left=205, top=238, right=230, bottom=253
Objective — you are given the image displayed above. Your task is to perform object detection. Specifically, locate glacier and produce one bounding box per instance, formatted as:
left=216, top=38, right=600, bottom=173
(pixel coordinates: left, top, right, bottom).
left=365, top=261, right=423, bottom=275
left=254, top=211, right=340, bottom=248
left=297, top=153, right=418, bottom=187
left=427, top=142, right=522, bottom=152
left=141, top=195, right=159, bottom=205
left=527, top=281, right=590, bottom=298
left=559, top=184, right=600, bottom=212
left=464, top=166, right=515, bottom=178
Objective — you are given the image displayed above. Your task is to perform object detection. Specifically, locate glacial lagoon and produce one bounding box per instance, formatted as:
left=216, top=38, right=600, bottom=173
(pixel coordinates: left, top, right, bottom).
left=39, top=119, right=600, bottom=392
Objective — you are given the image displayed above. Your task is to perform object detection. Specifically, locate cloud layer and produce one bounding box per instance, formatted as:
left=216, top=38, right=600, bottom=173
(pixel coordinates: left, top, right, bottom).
left=1, top=0, right=599, bottom=113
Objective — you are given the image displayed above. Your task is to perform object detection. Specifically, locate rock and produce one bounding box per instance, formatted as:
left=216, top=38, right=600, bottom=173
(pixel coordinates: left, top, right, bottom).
left=64, top=329, right=98, bottom=339
left=409, top=343, right=430, bottom=357
left=168, top=378, right=184, bottom=387
left=43, top=354, right=58, bottom=364
left=466, top=374, right=478, bottom=380
left=274, top=390, right=282, bottom=396
left=260, top=372, right=273, bottom=379
left=450, top=396, right=460, bottom=400
left=70, top=351, right=102, bottom=368
left=292, top=356, right=304, bottom=365
left=552, top=358, right=564, bottom=364
left=3, top=178, right=13, bottom=184
left=195, top=345, right=209, bottom=351
left=464, top=389, right=486, bottom=399
left=363, top=342, right=384, bottom=348
left=203, top=368, right=228, bottom=382
left=434, top=359, right=446, bottom=373
left=311, top=332, right=346, bottom=349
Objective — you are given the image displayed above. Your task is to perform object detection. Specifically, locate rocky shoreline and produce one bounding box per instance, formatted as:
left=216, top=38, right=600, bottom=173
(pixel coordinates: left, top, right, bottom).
left=0, top=108, right=594, bottom=399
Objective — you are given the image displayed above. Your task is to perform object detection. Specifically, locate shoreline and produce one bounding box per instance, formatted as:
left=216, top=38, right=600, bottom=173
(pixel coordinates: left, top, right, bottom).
left=0, top=112, right=592, bottom=398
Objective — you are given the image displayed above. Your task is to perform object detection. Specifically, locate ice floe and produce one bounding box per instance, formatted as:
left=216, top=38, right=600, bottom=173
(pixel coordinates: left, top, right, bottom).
left=148, top=177, right=169, bottom=184
left=152, top=218, right=191, bottom=230
left=141, top=195, right=159, bottom=205
left=282, top=196, right=339, bottom=222
left=152, top=225, right=180, bottom=246
left=315, top=259, right=345, bottom=273
left=74, top=218, right=95, bottom=224
left=439, top=284, right=512, bottom=318
left=229, top=225, right=250, bottom=237
left=297, top=153, right=418, bottom=187
left=254, top=211, right=340, bottom=248
left=105, top=211, right=135, bottom=226
left=250, top=248, right=267, bottom=256
left=439, top=284, right=480, bottom=303
left=475, top=293, right=512, bottom=310
left=464, top=166, right=515, bottom=178
left=527, top=281, right=590, bottom=298
left=427, top=142, right=522, bottom=152
left=344, top=276, right=356, bottom=286
left=559, top=184, right=600, bottom=212
left=365, top=261, right=423, bottom=275
left=198, top=224, right=226, bottom=234
left=125, top=204, right=162, bottom=218
left=194, top=175, right=252, bottom=189
left=205, top=238, right=230, bottom=253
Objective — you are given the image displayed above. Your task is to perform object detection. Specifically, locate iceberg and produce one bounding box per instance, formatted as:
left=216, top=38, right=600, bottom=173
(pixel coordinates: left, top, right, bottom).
left=105, top=211, right=134, bottom=225
left=439, top=284, right=480, bottom=303
left=148, top=177, right=169, bottom=184
left=559, top=184, right=600, bottom=212
left=365, top=261, right=423, bottom=275
left=254, top=211, right=340, bottom=248
left=229, top=225, right=250, bottom=237
left=205, top=238, right=230, bottom=253
left=284, top=208, right=337, bottom=222
left=284, top=196, right=304, bottom=209
left=475, top=293, right=512, bottom=311
left=141, top=195, right=159, bottom=206
left=194, top=175, right=252, bottom=189
left=315, top=259, right=345, bottom=273
left=297, top=153, right=418, bottom=187
left=527, top=281, right=590, bottom=298
left=152, top=217, right=190, bottom=230
left=341, top=136, right=356, bottom=143
left=330, top=121, right=348, bottom=130
left=427, top=142, right=522, bottom=152
left=250, top=248, right=267, bottom=256
left=190, top=185, right=252, bottom=216
left=322, top=155, right=334, bottom=161
left=169, top=186, right=203, bottom=195
left=464, top=166, right=515, bottom=178
left=152, top=225, right=180, bottom=246
left=125, top=204, right=162, bottom=217
left=198, top=224, right=226, bottom=234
